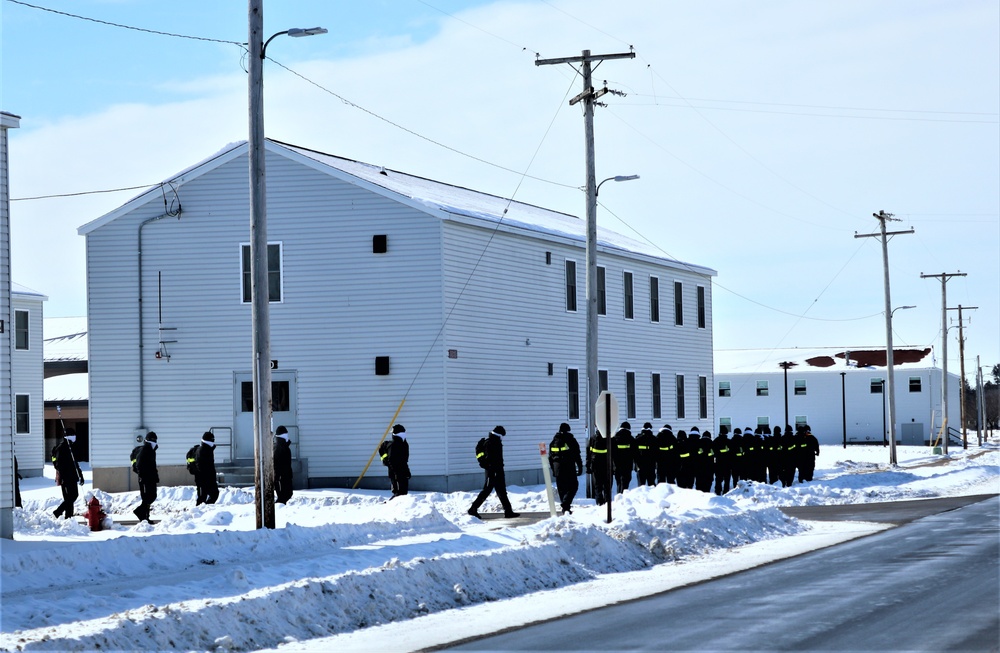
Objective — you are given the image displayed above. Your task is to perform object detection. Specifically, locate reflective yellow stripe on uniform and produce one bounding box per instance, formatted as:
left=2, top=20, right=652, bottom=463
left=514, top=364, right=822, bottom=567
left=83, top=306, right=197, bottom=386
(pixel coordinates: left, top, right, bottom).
left=679, top=453, right=691, bottom=458
left=617, top=445, right=631, bottom=449
left=637, top=446, right=650, bottom=450
left=590, top=447, right=607, bottom=454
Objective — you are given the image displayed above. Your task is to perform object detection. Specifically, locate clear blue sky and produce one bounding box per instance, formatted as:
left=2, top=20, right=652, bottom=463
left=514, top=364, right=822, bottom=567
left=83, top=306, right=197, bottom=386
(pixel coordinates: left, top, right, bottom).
left=3, top=0, right=998, bottom=379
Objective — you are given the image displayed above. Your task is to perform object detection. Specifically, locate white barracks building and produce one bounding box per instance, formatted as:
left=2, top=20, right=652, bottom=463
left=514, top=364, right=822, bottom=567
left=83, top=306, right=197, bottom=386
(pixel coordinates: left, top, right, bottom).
left=79, top=140, right=717, bottom=492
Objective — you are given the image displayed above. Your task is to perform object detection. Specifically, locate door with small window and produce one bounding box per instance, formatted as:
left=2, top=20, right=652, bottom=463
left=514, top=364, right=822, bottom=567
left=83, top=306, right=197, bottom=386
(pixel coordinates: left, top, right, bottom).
left=233, top=371, right=297, bottom=461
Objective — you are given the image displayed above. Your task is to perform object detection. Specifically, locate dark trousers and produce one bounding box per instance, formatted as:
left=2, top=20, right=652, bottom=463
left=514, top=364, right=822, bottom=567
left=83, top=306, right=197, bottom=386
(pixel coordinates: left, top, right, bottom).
left=54, top=481, right=79, bottom=518
left=196, top=478, right=219, bottom=505
left=470, top=469, right=514, bottom=514
left=275, top=473, right=293, bottom=504
left=714, top=464, right=731, bottom=495
left=389, top=467, right=408, bottom=497
left=613, top=468, right=632, bottom=495
left=554, top=469, right=578, bottom=511
left=637, top=462, right=656, bottom=486
left=590, top=460, right=610, bottom=505
left=135, top=479, right=156, bottom=521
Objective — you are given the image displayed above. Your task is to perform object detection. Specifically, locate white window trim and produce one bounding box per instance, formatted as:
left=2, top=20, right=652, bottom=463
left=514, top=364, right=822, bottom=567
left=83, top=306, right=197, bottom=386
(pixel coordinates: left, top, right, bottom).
left=15, top=393, right=30, bottom=434
left=623, top=270, right=635, bottom=321
left=240, top=241, right=285, bottom=304
left=649, top=275, right=660, bottom=323
left=565, top=259, right=578, bottom=313
left=14, top=309, right=29, bottom=351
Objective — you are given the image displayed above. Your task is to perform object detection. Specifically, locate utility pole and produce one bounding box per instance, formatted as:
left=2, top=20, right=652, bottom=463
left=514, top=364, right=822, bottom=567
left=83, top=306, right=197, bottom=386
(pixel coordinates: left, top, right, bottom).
left=921, top=272, right=967, bottom=454
left=535, top=49, right=635, bottom=446
left=248, top=0, right=275, bottom=529
left=947, top=305, right=977, bottom=449
left=976, top=355, right=984, bottom=446
left=855, top=211, right=912, bottom=465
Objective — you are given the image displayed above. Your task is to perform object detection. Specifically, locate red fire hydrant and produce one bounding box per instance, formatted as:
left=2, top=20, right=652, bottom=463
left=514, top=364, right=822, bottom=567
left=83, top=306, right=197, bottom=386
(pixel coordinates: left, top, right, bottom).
left=85, top=497, right=106, bottom=532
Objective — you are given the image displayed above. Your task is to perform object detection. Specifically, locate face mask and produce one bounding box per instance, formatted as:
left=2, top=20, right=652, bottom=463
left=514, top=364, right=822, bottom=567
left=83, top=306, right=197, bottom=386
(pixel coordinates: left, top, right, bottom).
left=149, top=441, right=158, bottom=450
left=65, top=435, right=76, bottom=443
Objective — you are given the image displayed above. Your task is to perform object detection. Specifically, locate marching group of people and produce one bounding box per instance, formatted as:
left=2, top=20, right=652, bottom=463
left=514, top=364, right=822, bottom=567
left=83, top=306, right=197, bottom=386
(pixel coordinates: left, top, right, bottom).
left=582, top=421, right=821, bottom=506
left=44, top=418, right=819, bottom=523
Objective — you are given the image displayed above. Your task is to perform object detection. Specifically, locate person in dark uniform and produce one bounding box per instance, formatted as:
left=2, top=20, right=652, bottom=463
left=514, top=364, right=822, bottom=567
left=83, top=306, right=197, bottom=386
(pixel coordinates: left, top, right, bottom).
left=548, top=422, right=583, bottom=514
left=634, top=422, right=658, bottom=487
left=195, top=431, right=219, bottom=506
left=52, top=429, right=84, bottom=518
left=675, top=430, right=695, bottom=489
left=655, top=425, right=678, bottom=485
left=713, top=427, right=733, bottom=495
left=133, top=432, right=158, bottom=522
left=694, top=429, right=715, bottom=493
left=782, top=426, right=798, bottom=486
left=469, top=426, right=519, bottom=518
left=611, top=421, right=636, bottom=494
left=387, top=424, right=411, bottom=499
left=586, top=427, right=611, bottom=506
left=273, top=425, right=294, bottom=504
left=798, top=425, right=820, bottom=482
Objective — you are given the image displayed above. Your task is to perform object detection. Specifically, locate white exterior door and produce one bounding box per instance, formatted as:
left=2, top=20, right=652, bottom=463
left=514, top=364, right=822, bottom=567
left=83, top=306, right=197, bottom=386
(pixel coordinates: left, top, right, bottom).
left=233, top=371, right=297, bottom=462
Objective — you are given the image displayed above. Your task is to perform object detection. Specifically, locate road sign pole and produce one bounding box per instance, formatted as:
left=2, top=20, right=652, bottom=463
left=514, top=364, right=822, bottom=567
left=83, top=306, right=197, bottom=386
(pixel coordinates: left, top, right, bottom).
left=538, top=443, right=558, bottom=517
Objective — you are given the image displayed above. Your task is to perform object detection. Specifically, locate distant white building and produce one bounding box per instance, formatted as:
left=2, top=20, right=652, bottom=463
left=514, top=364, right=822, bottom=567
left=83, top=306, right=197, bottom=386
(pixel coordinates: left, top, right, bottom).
left=715, top=347, right=961, bottom=446
left=11, top=283, right=47, bottom=476
left=79, top=140, right=717, bottom=492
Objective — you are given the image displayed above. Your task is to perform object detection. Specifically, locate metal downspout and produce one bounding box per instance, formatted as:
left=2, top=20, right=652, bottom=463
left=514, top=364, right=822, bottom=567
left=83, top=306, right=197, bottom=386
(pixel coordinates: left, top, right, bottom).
left=137, top=210, right=181, bottom=430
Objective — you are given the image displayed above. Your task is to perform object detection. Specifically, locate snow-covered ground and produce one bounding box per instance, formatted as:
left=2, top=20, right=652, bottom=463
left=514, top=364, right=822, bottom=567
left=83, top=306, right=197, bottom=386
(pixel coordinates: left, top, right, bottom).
left=2, top=442, right=998, bottom=653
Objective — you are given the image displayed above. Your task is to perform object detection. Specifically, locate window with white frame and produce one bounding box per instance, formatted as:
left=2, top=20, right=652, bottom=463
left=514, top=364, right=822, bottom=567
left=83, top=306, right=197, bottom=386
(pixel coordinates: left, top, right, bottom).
left=871, top=378, right=884, bottom=394
left=565, top=260, right=577, bottom=312
left=697, top=285, right=706, bottom=329
left=676, top=374, right=685, bottom=420
left=719, top=381, right=731, bottom=397
left=756, top=380, right=768, bottom=396
left=719, top=417, right=732, bottom=430
left=649, top=276, right=659, bottom=323
left=699, top=376, right=708, bottom=419
left=599, top=369, right=609, bottom=393
left=567, top=368, right=580, bottom=420
left=597, top=266, right=606, bottom=316
left=795, top=416, right=808, bottom=430
left=651, top=373, right=661, bottom=419
left=674, top=281, right=683, bottom=326
left=15, top=394, right=29, bottom=433
left=794, top=379, right=807, bottom=396
left=757, top=416, right=770, bottom=431
left=623, top=272, right=634, bottom=320
left=626, top=371, right=636, bottom=419
left=909, top=377, right=922, bottom=392
left=15, top=310, right=29, bottom=350
left=241, top=243, right=283, bottom=303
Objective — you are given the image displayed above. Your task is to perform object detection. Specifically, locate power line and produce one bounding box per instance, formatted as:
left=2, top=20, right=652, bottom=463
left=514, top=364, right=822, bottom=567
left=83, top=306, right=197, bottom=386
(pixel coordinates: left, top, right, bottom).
left=11, top=184, right=156, bottom=202
left=6, top=0, right=244, bottom=45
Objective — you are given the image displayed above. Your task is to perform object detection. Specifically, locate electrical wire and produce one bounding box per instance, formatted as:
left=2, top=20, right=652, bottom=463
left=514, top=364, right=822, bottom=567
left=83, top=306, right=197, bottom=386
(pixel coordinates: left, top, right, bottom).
left=6, top=0, right=244, bottom=45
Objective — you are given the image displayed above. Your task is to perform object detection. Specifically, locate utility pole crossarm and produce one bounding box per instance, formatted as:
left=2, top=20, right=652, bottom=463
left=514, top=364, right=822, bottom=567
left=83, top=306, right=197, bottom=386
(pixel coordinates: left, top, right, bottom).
left=535, top=51, right=636, bottom=66
left=854, top=228, right=915, bottom=239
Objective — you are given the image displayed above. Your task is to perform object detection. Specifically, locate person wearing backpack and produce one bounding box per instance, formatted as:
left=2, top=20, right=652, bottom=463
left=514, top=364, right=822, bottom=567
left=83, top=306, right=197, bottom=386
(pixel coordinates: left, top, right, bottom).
left=51, top=428, right=85, bottom=519
left=548, top=422, right=583, bottom=514
left=194, top=432, right=219, bottom=506
left=133, top=432, right=159, bottom=522
left=468, top=425, right=519, bottom=519
left=273, top=425, right=293, bottom=504
left=386, top=424, right=411, bottom=499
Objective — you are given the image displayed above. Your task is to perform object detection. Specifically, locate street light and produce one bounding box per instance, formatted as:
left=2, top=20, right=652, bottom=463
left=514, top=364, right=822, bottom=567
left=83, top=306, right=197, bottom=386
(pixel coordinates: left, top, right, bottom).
left=886, top=304, right=915, bottom=464
left=596, top=175, right=640, bottom=196
left=587, top=173, right=638, bottom=523
left=248, top=1, right=326, bottom=529
left=778, top=361, right=798, bottom=431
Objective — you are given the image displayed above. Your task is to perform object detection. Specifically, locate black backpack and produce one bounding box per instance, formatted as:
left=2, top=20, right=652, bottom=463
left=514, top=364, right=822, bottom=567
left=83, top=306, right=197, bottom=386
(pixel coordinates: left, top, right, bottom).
left=475, top=437, right=489, bottom=469
left=130, top=445, right=143, bottom=474
left=186, top=445, right=200, bottom=475
left=378, top=441, right=391, bottom=466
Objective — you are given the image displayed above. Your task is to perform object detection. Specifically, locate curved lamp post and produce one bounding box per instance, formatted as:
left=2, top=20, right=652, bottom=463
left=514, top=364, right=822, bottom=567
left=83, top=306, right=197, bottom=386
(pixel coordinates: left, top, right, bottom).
left=886, top=304, right=915, bottom=463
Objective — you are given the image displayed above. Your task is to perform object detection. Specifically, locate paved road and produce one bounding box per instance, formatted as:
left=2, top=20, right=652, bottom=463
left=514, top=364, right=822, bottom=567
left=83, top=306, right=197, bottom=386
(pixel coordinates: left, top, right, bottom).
left=444, top=495, right=999, bottom=652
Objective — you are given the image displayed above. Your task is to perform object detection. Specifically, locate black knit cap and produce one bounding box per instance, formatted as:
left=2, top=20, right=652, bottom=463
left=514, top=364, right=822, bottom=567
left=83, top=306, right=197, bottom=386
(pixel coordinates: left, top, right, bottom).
left=559, top=422, right=571, bottom=433
left=492, top=425, right=506, bottom=436
left=145, top=431, right=157, bottom=442
left=392, top=424, right=405, bottom=434
left=203, top=431, right=215, bottom=442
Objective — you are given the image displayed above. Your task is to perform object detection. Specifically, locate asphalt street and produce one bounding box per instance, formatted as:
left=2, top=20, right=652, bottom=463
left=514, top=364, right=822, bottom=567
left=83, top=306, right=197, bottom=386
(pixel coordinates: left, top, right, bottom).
left=444, top=495, right=999, bottom=652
